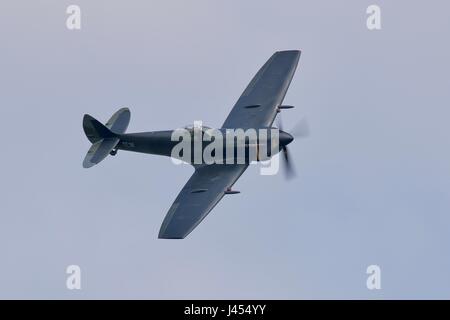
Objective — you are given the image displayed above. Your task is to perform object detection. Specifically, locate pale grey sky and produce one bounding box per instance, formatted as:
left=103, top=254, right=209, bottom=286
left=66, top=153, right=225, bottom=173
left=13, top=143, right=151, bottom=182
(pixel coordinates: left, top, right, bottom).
left=0, top=0, right=449, bottom=298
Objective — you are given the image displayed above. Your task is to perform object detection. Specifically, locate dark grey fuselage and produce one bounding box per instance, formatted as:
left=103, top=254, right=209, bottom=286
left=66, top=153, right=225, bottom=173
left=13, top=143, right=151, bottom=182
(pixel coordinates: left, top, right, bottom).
left=116, top=128, right=293, bottom=164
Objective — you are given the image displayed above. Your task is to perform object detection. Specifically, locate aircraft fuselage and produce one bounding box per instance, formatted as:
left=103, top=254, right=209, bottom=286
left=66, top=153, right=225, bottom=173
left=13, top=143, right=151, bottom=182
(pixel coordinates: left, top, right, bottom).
left=116, top=128, right=293, bottom=164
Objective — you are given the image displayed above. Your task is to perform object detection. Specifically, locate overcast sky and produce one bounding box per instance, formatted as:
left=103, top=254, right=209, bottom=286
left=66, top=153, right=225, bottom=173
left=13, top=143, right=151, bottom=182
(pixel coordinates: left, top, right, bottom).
left=1, top=0, right=449, bottom=299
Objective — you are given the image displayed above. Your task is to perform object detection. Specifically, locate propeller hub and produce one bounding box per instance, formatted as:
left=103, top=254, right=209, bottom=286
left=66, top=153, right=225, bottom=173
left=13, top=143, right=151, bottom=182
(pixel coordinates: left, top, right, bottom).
left=279, top=130, right=294, bottom=147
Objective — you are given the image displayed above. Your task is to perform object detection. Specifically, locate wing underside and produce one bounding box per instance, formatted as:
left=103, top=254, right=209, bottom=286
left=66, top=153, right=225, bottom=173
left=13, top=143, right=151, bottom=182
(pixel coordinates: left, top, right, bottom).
left=221, top=50, right=301, bottom=129
left=159, top=50, right=301, bottom=239
left=159, top=164, right=248, bottom=239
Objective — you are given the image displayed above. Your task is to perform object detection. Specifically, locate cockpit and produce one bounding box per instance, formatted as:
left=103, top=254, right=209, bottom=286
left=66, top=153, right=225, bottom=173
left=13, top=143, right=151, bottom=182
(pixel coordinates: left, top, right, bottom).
left=181, top=124, right=216, bottom=139
left=183, top=124, right=212, bottom=133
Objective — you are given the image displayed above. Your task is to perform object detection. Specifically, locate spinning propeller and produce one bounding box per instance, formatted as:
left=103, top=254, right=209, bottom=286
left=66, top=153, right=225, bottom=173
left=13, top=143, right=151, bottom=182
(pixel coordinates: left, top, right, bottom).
left=277, top=113, right=309, bottom=179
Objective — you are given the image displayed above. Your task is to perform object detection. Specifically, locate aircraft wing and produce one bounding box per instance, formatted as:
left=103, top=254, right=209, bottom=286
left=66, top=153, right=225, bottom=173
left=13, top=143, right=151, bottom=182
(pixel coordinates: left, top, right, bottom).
left=158, top=164, right=248, bottom=239
left=221, top=50, right=301, bottom=129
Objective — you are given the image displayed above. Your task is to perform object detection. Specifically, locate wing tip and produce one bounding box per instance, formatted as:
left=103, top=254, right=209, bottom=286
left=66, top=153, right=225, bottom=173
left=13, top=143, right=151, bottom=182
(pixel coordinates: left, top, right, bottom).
left=274, top=50, right=302, bottom=61
left=158, top=232, right=186, bottom=240
left=158, top=225, right=190, bottom=239
left=276, top=49, right=301, bottom=55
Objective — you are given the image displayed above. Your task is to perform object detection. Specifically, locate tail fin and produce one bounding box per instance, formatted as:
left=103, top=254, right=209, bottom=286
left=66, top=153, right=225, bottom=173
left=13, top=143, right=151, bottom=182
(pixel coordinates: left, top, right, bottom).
left=83, top=114, right=115, bottom=143
left=82, top=108, right=131, bottom=168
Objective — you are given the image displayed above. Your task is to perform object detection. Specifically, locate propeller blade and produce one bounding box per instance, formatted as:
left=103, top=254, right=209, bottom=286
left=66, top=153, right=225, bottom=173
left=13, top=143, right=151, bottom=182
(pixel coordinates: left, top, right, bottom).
left=291, top=117, right=309, bottom=138
left=281, top=146, right=296, bottom=179
left=277, top=117, right=283, bottom=131
left=276, top=113, right=309, bottom=180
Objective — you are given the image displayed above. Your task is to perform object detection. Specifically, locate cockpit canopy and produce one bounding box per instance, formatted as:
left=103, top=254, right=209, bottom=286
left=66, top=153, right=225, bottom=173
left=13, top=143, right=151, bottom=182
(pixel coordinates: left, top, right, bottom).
left=183, top=124, right=212, bottom=133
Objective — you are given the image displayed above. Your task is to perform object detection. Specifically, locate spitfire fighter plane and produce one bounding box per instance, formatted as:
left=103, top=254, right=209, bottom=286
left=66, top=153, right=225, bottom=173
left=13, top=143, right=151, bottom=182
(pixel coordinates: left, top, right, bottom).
left=82, top=50, right=303, bottom=239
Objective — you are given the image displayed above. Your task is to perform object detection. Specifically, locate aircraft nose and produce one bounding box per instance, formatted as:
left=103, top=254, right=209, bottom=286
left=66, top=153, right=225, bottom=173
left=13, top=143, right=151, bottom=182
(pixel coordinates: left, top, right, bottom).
left=279, top=131, right=294, bottom=146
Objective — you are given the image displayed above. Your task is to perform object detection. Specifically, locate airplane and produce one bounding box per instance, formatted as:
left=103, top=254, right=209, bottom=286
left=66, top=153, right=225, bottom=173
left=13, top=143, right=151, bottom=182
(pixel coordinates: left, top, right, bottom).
left=82, top=50, right=303, bottom=239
